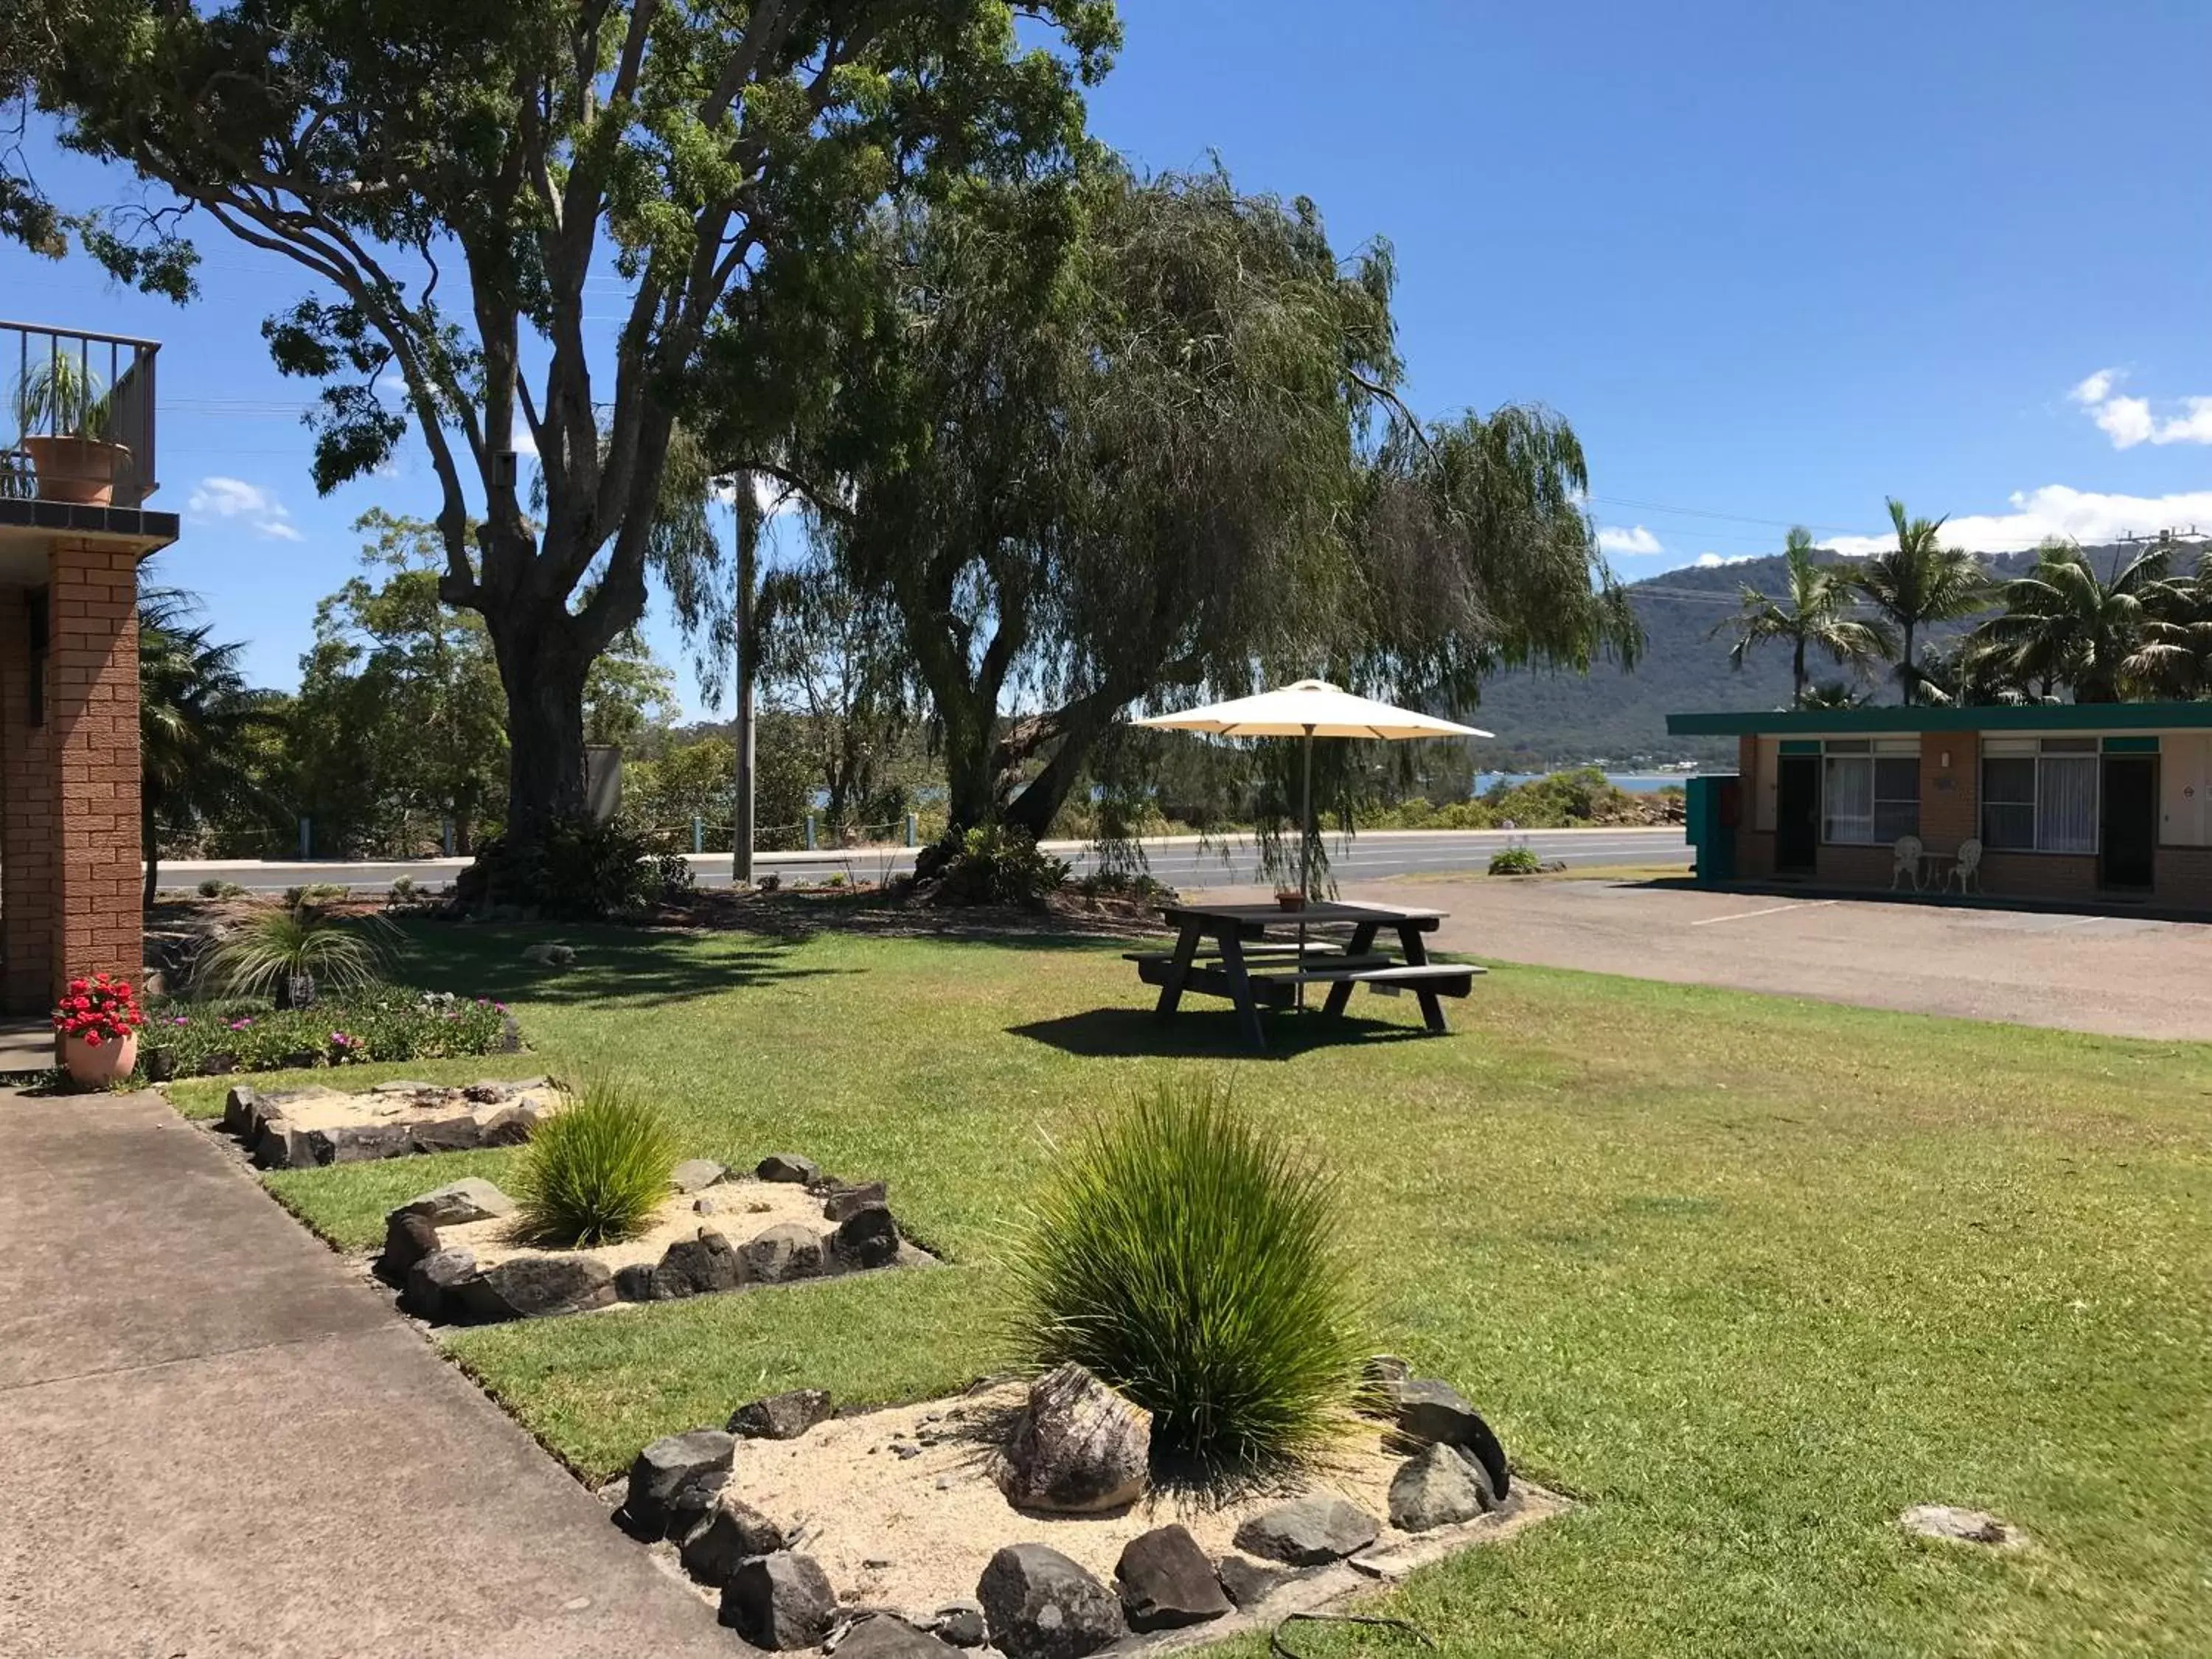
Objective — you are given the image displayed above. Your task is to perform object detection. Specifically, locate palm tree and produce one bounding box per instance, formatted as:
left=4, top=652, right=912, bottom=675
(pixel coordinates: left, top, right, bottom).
left=140, top=585, right=276, bottom=906
left=1713, top=526, right=1893, bottom=706
left=1851, top=499, right=1989, bottom=703
left=2123, top=535, right=2212, bottom=698
left=1969, top=538, right=2188, bottom=703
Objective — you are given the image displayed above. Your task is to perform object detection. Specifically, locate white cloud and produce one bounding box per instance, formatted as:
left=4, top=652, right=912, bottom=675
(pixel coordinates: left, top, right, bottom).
left=1820, top=484, right=2212, bottom=557
left=2067, top=366, right=2212, bottom=450
left=1694, top=552, right=1755, bottom=568
left=1596, top=524, right=1663, bottom=556
left=187, top=476, right=303, bottom=542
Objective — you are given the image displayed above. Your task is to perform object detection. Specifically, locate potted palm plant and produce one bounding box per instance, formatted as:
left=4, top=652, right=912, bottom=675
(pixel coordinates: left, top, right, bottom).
left=14, top=354, right=128, bottom=504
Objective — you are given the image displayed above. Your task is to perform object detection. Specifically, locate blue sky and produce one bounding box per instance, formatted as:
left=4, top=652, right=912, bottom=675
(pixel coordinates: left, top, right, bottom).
left=7, top=0, right=2212, bottom=714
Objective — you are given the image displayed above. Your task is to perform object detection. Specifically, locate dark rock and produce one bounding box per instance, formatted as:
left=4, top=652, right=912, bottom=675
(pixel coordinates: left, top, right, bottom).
left=996, top=1363, right=1150, bottom=1514
left=662, top=1468, right=730, bottom=1541
left=1231, top=1495, right=1379, bottom=1565
left=729, top=1388, right=833, bottom=1441
left=476, top=1105, right=539, bottom=1145
left=462, top=1082, right=505, bottom=1104
left=396, top=1176, right=515, bottom=1226
left=143, top=1048, right=176, bottom=1082
left=622, top=1429, right=737, bottom=1538
left=311, top=1121, right=412, bottom=1164
left=694, top=1189, right=751, bottom=1217
left=672, top=1158, right=727, bottom=1193
left=757, top=1152, right=821, bottom=1184
left=613, top=1262, right=657, bottom=1302
left=835, top=1615, right=963, bottom=1659
left=198, top=1051, right=237, bottom=1076
left=1387, top=1443, right=1496, bottom=1532
left=926, top=1601, right=988, bottom=1648
left=401, top=1246, right=478, bottom=1321
left=823, top=1180, right=888, bottom=1222
left=1115, top=1523, right=1231, bottom=1631
left=1214, top=1553, right=1298, bottom=1610
left=650, top=1228, right=750, bottom=1299
left=829, top=1204, right=901, bottom=1271
left=409, top=1113, right=484, bottom=1154
left=1391, top=1380, right=1510, bottom=1498
left=250, top=1116, right=307, bottom=1169
left=455, top=1254, right=616, bottom=1321
left=721, top=1551, right=838, bottom=1650
left=220, top=1083, right=260, bottom=1137
left=678, top=1492, right=787, bottom=1585
left=975, top=1543, right=1124, bottom=1659
left=742, top=1222, right=826, bottom=1282
left=378, top=1210, right=442, bottom=1281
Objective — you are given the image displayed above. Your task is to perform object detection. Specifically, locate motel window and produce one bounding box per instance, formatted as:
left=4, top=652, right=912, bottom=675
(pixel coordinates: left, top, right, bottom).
left=1980, top=739, right=2098, bottom=853
left=1822, top=740, right=1919, bottom=844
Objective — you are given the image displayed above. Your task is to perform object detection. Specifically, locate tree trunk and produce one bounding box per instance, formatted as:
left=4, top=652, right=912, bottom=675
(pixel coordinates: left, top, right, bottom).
left=1900, top=622, right=1917, bottom=705
left=142, top=791, right=159, bottom=911
left=489, top=607, right=593, bottom=844
left=734, top=671, right=756, bottom=882
left=1792, top=636, right=1807, bottom=706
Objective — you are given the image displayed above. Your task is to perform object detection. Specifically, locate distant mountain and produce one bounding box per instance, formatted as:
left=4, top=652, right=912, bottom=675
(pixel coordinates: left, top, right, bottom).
left=1464, top=544, right=2124, bottom=769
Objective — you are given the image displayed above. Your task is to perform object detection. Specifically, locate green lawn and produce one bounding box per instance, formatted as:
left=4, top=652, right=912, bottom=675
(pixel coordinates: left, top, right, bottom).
left=178, top=914, right=2212, bottom=1656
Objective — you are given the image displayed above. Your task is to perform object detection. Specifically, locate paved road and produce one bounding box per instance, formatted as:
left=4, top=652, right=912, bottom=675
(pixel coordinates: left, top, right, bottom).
left=161, top=827, right=1688, bottom=895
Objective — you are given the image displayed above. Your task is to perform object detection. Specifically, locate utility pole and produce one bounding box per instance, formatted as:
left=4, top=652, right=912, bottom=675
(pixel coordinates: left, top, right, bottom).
left=730, top=472, right=759, bottom=886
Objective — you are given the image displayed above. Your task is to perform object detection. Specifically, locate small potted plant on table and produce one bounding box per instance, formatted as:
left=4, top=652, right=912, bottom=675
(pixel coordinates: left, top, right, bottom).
left=52, top=972, right=145, bottom=1087
left=13, top=354, right=128, bottom=505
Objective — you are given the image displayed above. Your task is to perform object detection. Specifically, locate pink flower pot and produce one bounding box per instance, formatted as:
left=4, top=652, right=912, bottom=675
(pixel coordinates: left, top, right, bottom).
left=62, top=1031, right=138, bottom=1088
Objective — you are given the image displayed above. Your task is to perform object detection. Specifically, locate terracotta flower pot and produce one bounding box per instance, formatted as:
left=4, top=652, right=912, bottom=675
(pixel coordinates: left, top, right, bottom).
left=1274, top=890, right=1306, bottom=911
left=62, top=1030, right=138, bottom=1088
left=22, top=434, right=131, bottom=506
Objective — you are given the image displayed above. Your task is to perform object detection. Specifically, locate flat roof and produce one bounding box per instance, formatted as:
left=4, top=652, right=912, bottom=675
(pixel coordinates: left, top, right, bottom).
left=1666, top=702, right=2212, bottom=737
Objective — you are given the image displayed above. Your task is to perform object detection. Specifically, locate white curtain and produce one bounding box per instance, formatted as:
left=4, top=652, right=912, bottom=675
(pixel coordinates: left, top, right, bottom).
left=2037, top=757, right=2098, bottom=853
left=1824, top=757, right=1874, bottom=844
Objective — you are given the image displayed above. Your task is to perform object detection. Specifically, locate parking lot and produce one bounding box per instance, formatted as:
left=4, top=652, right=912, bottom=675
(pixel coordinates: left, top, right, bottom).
left=1327, top=874, right=2212, bottom=1041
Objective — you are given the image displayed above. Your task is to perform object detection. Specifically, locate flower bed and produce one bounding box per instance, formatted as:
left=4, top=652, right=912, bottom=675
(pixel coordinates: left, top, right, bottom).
left=140, top=990, right=521, bottom=1080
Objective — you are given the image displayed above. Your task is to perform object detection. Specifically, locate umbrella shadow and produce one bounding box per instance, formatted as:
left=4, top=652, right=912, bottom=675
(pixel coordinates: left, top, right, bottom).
left=1007, top=1005, right=1443, bottom=1061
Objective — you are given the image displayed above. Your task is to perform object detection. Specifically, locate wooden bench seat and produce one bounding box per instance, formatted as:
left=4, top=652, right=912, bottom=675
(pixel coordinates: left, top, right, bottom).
left=1280, top=961, right=1484, bottom=992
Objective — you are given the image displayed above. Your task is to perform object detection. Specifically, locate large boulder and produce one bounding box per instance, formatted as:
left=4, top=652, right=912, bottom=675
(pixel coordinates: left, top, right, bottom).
left=408, top=1113, right=485, bottom=1155
left=378, top=1210, right=442, bottom=1281
left=1387, top=1444, right=1496, bottom=1533
left=835, top=1615, right=964, bottom=1659
left=622, top=1429, right=737, bottom=1538
left=1114, top=1523, right=1231, bottom=1632
left=401, top=1246, right=479, bottom=1322
left=729, top=1388, right=834, bottom=1441
left=1390, top=1380, right=1510, bottom=1498
left=720, top=1551, right=838, bottom=1651
left=476, top=1104, right=540, bottom=1145
left=1231, top=1495, right=1379, bottom=1566
left=743, top=1222, right=827, bottom=1283
left=677, top=1491, right=786, bottom=1585
left=396, top=1176, right=515, bottom=1226
left=220, top=1083, right=261, bottom=1138
left=829, top=1203, right=901, bottom=1271
left=995, top=1363, right=1150, bottom=1514
left=649, top=1229, right=750, bottom=1300
left=822, top=1180, right=888, bottom=1222
left=455, top=1255, right=616, bottom=1321
left=1213, top=1553, right=1298, bottom=1610
left=757, top=1153, right=821, bottom=1184
left=975, top=1544, right=1124, bottom=1659
left=671, top=1158, right=727, bottom=1193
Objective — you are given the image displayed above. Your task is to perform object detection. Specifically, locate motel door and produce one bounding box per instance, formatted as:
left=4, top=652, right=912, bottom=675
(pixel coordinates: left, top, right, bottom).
left=1776, top=754, right=1819, bottom=874
left=2101, top=754, right=2156, bottom=890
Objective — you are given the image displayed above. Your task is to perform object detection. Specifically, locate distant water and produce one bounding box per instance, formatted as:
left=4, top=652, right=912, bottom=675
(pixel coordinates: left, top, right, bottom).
left=1475, top=771, right=1692, bottom=796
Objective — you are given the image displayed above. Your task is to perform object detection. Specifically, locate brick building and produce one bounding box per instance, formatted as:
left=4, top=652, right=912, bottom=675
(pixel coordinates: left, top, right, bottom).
left=1670, top=703, right=2212, bottom=911
left=1, top=322, right=175, bottom=1017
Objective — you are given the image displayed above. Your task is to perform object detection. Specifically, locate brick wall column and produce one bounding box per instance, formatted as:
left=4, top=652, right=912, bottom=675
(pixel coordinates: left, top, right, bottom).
left=44, top=540, right=140, bottom=1003
left=0, top=585, right=57, bottom=1013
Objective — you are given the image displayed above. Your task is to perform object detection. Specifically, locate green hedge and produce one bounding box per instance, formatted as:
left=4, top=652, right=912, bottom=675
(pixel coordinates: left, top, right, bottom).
left=141, top=990, right=520, bottom=1081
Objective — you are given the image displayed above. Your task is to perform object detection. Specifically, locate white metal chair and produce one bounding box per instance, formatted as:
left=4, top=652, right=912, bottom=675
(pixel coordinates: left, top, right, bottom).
left=1947, top=838, right=1983, bottom=895
left=1891, top=835, right=1924, bottom=891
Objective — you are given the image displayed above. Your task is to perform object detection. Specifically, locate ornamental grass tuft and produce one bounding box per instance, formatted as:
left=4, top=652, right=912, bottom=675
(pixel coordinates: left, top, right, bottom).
left=512, top=1075, right=678, bottom=1248
left=1006, top=1078, right=1368, bottom=1474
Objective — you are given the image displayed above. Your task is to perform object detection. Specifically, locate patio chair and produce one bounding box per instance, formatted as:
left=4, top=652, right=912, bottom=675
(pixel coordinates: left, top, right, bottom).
left=1891, top=835, right=1923, bottom=891
left=1947, top=838, right=1983, bottom=895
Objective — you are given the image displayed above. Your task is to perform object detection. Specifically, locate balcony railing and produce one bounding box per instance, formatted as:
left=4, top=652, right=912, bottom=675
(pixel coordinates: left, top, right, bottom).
left=1, top=320, right=161, bottom=511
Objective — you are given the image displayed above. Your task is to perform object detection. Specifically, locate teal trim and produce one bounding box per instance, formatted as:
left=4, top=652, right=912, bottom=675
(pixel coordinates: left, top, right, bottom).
left=1667, top=701, right=2212, bottom=737
left=2103, top=735, right=2159, bottom=754
left=1778, top=739, right=1821, bottom=755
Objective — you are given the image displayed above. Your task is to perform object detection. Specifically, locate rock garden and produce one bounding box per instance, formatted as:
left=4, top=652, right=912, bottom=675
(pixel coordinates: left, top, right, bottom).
left=219, top=1076, right=559, bottom=1168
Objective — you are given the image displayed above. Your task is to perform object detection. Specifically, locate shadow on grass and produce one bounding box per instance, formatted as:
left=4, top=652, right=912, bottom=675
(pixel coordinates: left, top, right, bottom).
left=1008, top=1005, right=1444, bottom=1060
left=386, top=919, right=850, bottom=1009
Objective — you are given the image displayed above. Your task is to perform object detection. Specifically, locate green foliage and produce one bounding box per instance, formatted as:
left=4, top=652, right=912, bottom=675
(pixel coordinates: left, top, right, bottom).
left=1851, top=500, right=1991, bottom=703
left=281, top=882, right=352, bottom=908
left=512, top=1077, right=678, bottom=1249
left=196, top=877, right=246, bottom=899
left=1358, top=767, right=1663, bottom=831
left=142, top=990, right=512, bottom=1077
left=12, top=349, right=111, bottom=437
left=1489, top=844, right=1543, bottom=874
left=1712, top=527, right=1893, bottom=705
left=198, top=906, right=389, bottom=1001
left=928, top=824, right=1072, bottom=906
left=462, top=819, right=694, bottom=920
left=1006, top=1079, right=1366, bottom=1472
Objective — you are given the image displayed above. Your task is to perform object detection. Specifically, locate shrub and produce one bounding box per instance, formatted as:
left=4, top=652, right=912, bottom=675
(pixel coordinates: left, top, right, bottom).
left=140, top=990, right=515, bottom=1077
left=512, top=1076, right=677, bottom=1247
left=928, top=824, right=1071, bottom=906
left=1006, top=1079, right=1367, bottom=1474
left=1488, top=844, right=1543, bottom=875
left=282, top=881, right=352, bottom=908
left=197, top=877, right=247, bottom=899
left=198, top=906, right=390, bottom=1005
left=459, top=819, right=693, bottom=919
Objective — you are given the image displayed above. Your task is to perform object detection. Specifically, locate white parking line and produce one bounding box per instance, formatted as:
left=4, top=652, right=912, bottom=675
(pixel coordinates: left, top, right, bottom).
left=1689, top=900, right=1837, bottom=927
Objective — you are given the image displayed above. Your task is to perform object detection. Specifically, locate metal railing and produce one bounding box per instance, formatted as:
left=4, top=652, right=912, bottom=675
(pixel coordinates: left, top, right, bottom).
left=1, top=319, right=161, bottom=509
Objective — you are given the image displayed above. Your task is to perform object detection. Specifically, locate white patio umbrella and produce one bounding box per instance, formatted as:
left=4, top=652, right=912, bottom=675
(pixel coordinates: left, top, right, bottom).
left=1132, top=678, right=1491, bottom=906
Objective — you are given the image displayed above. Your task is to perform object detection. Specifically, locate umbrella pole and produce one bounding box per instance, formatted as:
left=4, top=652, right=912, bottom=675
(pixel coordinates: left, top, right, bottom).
left=1298, top=728, right=1312, bottom=1011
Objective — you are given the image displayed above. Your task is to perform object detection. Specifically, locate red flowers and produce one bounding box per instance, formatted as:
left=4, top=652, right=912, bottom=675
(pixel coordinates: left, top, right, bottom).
left=52, top=972, right=144, bottom=1046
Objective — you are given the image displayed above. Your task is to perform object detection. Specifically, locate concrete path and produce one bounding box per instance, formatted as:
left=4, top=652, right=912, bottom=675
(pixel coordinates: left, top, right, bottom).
left=0, top=1090, right=734, bottom=1658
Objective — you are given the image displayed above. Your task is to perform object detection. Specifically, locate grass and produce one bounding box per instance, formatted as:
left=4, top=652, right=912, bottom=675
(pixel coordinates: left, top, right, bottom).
left=199, top=915, right=2212, bottom=1656
left=511, top=1075, right=677, bottom=1245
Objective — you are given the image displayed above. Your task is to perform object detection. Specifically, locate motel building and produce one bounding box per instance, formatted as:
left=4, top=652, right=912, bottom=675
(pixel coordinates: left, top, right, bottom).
left=1669, top=703, right=2212, bottom=911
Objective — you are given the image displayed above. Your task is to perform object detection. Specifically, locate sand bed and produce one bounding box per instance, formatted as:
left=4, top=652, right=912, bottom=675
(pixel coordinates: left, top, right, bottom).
left=265, top=1077, right=558, bottom=1133
left=687, top=1383, right=1565, bottom=1621
left=441, top=1179, right=833, bottom=1275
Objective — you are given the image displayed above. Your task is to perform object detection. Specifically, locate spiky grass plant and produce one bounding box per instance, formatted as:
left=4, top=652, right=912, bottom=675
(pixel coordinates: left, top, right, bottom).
left=1006, top=1079, right=1368, bottom=1475
left=197, top=905, right=390, bottom=1003
left=512, top=1077, right=678, bottom=1248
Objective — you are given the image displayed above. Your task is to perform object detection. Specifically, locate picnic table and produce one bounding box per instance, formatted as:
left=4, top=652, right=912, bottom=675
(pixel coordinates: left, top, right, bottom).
left=1126, top=900, right=1484, bottom=1051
